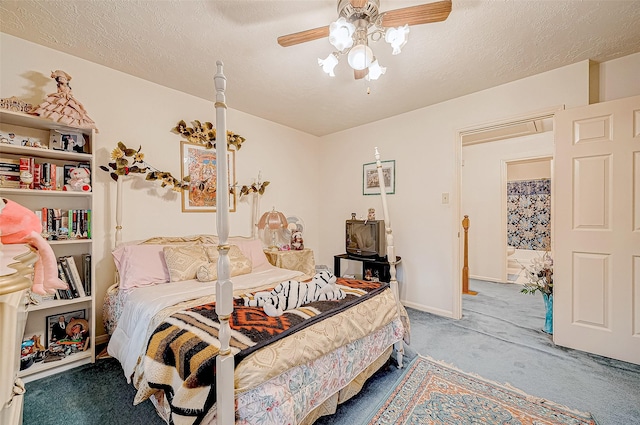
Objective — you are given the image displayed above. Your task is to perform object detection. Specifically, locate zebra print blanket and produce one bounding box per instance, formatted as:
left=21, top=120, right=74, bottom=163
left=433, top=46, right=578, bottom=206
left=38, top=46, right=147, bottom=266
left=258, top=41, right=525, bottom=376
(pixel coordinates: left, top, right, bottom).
left=136, top=278, right=390, bottom=424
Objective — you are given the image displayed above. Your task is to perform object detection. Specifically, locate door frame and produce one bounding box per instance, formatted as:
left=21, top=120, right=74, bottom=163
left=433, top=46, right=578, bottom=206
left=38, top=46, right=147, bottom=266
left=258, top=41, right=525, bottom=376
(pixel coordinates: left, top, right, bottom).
left=452, top=106, right=563, bottom=319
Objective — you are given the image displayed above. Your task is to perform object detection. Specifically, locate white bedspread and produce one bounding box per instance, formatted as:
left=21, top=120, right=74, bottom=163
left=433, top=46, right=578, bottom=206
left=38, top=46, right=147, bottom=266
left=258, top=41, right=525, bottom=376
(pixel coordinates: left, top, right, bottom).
left=108, top=265, right=303, bottom=381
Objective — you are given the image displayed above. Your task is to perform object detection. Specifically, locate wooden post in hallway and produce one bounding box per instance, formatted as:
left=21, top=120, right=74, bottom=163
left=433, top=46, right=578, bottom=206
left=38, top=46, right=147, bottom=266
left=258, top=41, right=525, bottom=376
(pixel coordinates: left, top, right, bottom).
left=462, top=215, right=477, bottom=295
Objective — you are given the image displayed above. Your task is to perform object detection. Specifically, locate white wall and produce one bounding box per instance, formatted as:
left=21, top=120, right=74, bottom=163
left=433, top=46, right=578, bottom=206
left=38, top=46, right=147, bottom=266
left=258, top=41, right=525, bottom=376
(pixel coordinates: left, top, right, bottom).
left=319, top=61, right=591, bottom=317
left=599, top=52, right=640, bottom=102
left=508, top=159, right=551, bottom=181
left=462, top=133, right=554, bottom=282
left=0, top=34, right=321, bottom=336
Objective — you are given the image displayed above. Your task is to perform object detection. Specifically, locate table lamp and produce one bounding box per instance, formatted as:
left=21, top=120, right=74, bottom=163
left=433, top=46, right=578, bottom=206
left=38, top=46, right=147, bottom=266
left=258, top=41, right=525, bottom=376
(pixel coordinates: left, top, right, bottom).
left=257, top=207, right=288, bottom=250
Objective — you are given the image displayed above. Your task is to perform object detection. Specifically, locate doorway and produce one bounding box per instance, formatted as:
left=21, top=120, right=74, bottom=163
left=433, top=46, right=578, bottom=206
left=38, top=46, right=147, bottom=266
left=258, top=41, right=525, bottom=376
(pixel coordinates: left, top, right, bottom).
left=453, top=107, right=560, bottom=319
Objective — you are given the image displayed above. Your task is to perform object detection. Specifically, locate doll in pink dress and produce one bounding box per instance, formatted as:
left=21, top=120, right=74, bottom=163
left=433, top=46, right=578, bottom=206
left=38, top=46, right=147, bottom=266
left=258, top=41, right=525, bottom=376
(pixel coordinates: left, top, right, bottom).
left=32, top=70, right=97, bottom=131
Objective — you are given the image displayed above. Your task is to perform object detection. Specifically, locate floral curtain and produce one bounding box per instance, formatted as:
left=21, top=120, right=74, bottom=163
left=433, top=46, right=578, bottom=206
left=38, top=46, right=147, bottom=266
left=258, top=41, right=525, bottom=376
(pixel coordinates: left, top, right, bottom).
left=507, top=178, right=550, bottom=250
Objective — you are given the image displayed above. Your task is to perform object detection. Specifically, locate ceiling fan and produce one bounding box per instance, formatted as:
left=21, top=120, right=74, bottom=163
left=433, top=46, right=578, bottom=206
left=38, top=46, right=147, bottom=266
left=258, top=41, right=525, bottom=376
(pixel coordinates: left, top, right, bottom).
left=277, top=0, right=452, bottom=81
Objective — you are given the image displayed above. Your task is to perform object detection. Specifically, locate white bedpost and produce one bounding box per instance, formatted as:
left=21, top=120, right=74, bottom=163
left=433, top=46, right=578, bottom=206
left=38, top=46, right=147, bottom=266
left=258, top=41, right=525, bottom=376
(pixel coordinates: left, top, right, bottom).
left=214, top=61, right=234, bottom=425
left=374, top=147, right=404, bottom=368
left=251, top=171, right=262, bottom=239
left=115, top=178, right=123, bottom=247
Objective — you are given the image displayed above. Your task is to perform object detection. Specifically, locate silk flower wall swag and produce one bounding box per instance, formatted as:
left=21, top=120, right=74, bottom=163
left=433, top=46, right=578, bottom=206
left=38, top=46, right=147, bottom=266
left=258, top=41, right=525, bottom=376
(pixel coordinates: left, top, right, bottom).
left=99, top=142, right=189, bottom=191
left=173, top=119, right=245, bottom=150
left=238, top=180, right=270, bottom=198
left=174, top=119, right=260, bottom=198
left=100, top=122, right=253, bottom=195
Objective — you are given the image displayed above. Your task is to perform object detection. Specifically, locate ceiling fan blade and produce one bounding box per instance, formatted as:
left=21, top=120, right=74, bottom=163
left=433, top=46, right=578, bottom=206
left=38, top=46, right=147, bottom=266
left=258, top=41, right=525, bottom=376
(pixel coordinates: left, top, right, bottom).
left=350, top=0, right=367, bottom=7
left=381, top=0, right=452, bottom=28
left=354, top=68, right=368, bottom=80
left=277, top=26, right=330, bottom=47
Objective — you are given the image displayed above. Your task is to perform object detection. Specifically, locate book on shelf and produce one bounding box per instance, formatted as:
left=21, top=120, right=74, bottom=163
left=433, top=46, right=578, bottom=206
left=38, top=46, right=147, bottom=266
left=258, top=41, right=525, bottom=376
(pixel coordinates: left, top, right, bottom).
left=58, top=257, right=79, bottom=298
left=55, top=261, right=73, bottom=300
left=37, top=207, right=91, bottom=240
left=65, top=256, right=86, bottom=298
left=59, top=256, right=86, bottom=298
left=33, top=163, right=41, bottom=188
left=0, top=157, right=20, bottom=168
left=1, top=157, right=20, bottom=187
left=39, top=162, right=57, bottom=190
left=82, top=253, right=91, bottom=296
left=68, top=209, right=91, bottom=239
left=0, top=171, right=20, bottom=188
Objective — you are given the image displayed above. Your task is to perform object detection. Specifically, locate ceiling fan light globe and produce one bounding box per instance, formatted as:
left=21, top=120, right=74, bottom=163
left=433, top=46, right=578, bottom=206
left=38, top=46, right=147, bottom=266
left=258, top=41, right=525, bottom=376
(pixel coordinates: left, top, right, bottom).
left=365, top=60, right=386, bottom=81
left=329, top=17, right=355, bottom=51
left=385, top=24, right=410, bottom=55
left=318, top=53, right=339, bottom=77
left=347, top=44, right=374, bottom=70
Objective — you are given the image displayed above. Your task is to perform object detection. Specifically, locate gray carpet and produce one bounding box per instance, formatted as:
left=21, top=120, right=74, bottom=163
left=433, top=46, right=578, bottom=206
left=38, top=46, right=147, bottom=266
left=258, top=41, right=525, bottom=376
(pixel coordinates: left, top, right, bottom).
left=24, top=279, right=640, bottom=424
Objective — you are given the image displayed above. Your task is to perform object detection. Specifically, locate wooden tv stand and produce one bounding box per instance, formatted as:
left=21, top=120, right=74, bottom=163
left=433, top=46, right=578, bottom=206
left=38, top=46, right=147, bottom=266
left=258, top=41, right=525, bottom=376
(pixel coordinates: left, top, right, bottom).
left=334, top=254, right=401, bottom=283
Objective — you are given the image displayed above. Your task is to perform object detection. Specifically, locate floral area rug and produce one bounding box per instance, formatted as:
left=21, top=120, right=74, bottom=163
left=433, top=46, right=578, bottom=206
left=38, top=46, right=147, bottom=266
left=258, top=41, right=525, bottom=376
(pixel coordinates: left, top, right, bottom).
left=367, top=356, right=597, bottom=425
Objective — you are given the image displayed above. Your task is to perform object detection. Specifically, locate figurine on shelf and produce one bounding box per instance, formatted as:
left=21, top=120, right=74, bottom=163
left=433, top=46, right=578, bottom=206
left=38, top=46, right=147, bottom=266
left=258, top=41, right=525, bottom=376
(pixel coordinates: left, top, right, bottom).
left=19, top=170, right=33, bottom=189
left=368, top=208, right=376, bottom=220
left=291, top=230, right=304, bottom=251
left=32, top=70, right=98, bottom=131
left=287, top=222, right=304, bottom=250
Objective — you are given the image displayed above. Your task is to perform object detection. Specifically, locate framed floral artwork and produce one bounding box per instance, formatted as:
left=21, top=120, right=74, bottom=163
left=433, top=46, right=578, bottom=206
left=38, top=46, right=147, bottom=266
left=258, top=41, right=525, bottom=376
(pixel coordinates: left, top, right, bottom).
left=363, top=159, right=395, bottom=195
left=181, top=141, right=236, bottom=212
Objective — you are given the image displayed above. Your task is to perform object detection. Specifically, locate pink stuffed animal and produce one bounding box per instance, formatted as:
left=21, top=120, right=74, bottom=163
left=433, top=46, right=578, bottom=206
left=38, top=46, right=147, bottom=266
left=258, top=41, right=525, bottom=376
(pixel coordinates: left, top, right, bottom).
left=0, top=198, right=67, bottom=295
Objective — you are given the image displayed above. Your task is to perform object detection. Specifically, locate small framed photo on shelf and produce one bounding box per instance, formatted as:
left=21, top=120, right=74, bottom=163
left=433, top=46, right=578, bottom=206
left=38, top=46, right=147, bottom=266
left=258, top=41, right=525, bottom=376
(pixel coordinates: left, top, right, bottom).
left=363, top=159, right=395, bottom=195
left=45, top=309, right=88, bottom=349
left=49, top=130, right=89, bottom=153
left=180, top=141, right=236, bottom=212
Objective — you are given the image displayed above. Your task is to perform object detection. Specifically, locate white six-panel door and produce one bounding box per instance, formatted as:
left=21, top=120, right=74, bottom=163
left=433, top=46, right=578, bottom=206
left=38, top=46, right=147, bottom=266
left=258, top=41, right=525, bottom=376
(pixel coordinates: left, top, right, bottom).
left=554, top=95, right=640, bottom=365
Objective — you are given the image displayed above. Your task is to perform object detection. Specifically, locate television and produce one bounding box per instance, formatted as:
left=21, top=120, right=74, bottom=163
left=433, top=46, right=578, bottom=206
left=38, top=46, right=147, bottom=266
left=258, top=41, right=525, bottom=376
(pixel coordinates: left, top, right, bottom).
left=346, top=219, right=387, bottom=258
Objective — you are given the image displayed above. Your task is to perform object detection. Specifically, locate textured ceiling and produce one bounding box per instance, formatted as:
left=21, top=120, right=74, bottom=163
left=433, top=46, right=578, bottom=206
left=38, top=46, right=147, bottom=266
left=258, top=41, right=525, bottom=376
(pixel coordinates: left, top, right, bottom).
left=1, top=0, right=639, bottom=136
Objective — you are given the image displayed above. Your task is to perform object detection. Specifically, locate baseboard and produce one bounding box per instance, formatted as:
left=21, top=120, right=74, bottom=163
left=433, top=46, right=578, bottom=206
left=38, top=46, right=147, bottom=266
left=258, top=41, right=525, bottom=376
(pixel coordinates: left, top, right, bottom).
left=469, top=274, right=501, bottom=283
left=401, top=300, right=455, bottom=319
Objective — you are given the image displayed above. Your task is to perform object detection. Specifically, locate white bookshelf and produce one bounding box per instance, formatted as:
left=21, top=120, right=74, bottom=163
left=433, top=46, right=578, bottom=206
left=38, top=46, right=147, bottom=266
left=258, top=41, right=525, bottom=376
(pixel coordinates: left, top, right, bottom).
left=0, top=109, right=96, bottom=382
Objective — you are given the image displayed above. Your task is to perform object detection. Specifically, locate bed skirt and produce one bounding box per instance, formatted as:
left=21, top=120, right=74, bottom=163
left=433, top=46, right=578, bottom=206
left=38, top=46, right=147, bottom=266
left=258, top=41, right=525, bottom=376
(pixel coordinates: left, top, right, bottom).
left=148, top=318, right=402, bottom=424
left=299, top=346, right=393, bottom=425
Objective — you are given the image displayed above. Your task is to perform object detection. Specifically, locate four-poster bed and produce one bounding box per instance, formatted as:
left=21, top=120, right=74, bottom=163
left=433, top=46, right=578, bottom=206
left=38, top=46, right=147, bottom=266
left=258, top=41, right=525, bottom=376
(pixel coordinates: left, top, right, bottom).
left=105, top=62, right=407, bottom=424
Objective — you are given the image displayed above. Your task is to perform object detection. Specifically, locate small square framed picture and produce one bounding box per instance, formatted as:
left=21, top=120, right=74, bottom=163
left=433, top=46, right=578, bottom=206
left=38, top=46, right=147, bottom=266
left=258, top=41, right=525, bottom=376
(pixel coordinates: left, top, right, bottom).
left=45, top=309, right=87, bottom=348
left=49, top=130, right=88, bottom=153
left=363, top=160, right=395, bottom=195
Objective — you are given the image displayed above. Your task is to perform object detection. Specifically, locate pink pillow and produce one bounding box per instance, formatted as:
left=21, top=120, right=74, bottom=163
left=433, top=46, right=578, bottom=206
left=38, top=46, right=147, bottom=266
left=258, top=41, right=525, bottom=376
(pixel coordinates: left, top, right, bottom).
left=231, top=238, right=269, bottom=270
left=112, top=244, right=170, bottom=291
